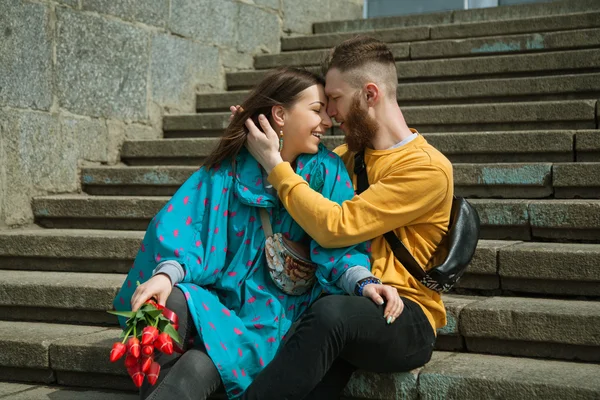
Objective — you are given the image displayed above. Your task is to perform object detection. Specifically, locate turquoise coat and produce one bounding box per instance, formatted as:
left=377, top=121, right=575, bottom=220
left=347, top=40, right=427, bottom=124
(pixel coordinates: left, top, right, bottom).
left=114, top=145, right=371, bottom=398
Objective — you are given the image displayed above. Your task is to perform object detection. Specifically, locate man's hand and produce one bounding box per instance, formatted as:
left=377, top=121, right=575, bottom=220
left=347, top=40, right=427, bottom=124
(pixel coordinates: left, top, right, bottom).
left=131, top=274, right=173, bottom=311
left=244, top=115, right=284, bottom=174
left=362, top=284, right=405, bottom=324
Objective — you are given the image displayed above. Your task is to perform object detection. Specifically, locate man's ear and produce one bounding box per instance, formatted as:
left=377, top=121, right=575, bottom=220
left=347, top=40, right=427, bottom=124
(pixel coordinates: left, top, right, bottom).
left=271, top=105, right=286, bottom=127
left=364, top=83, right=380, bottom=106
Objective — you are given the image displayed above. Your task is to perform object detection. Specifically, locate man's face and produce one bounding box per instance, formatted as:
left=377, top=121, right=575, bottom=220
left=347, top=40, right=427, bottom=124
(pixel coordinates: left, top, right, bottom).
left=325, top=68, right=379, bottom=152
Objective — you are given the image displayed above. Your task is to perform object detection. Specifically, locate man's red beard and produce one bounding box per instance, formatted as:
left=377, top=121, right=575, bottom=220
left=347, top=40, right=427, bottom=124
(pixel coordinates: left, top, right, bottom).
left=343, top=92, right=379, bottom=153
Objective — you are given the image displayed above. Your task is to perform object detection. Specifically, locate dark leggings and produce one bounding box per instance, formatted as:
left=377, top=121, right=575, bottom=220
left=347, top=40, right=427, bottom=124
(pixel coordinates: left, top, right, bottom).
left=140, top=287, right=222, bottom=400
left=242, top=295, right=436, bottom=400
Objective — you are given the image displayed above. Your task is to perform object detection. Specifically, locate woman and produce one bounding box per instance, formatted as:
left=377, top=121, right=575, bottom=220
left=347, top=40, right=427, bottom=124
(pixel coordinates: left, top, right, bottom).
left=113, top=68, right=372, bottom=399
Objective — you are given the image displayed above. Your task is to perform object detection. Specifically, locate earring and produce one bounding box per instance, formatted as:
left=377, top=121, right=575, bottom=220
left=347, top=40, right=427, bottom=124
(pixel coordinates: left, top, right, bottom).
left=279, top=130, right=284, bottom=152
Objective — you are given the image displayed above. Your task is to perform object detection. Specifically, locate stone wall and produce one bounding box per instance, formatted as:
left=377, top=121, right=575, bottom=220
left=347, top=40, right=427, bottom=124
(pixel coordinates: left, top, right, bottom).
left=0, top=0, right=363, bottom=227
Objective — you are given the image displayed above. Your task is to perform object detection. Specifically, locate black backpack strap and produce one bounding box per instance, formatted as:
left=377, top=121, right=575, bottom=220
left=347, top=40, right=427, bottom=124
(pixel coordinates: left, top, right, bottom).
left=353, top=151, right=427, bottom=281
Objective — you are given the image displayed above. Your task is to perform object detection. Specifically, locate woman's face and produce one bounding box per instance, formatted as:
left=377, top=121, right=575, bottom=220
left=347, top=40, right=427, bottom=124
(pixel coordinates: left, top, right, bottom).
left=279, top=84, right=333, bottom=162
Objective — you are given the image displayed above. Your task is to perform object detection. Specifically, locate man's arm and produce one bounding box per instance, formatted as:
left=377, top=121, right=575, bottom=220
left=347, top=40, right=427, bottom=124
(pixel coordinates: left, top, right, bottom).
left=268, top=161, right=449, bottom=248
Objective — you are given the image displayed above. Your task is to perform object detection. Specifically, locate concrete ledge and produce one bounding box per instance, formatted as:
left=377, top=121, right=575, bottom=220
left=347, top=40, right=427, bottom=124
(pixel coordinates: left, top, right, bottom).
left=499, top=242, right=600, bottom=296
left=553, top=162, right=600, bottom=198
left=528, top=200, right=600, bottom=241
left=254, top=43, right=409, bottom=69
left=468, top=199, right=531, bottom=240
left=282, top=26, right=430, bottom=51
left=0, top=382, right=137, bottom=399
left=411, top=28, right=600, bottom=60
left=576, top=131, right=600, bottom=162
left=418, top=352, right=600, bottom=400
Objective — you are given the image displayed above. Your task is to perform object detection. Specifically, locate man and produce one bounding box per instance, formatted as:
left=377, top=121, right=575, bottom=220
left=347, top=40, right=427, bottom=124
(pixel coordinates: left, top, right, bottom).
left=242, top=36, right=453, bottom=399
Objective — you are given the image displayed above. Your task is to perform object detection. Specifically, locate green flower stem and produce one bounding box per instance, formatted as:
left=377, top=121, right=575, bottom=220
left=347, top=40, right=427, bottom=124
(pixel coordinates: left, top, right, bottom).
left=121, top=325, right=134, bottom=344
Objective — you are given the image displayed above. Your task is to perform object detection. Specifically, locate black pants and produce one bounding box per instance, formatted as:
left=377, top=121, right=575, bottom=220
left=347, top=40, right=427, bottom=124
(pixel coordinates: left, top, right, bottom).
left=242, top=295, right=436, bottom=400
left=140, top=287, right=222, bottom=400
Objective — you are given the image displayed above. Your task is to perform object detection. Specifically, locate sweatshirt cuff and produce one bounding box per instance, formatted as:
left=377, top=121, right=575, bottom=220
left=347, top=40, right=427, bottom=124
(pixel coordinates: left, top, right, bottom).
left=153, top=260, right=185, bottom=286
left=336, top=266, right=375, bottom=295
left=268, top=162, right=302, bottom=191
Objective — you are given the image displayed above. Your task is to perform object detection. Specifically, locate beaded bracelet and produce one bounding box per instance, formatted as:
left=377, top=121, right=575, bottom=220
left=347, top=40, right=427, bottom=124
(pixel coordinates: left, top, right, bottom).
left=355, top=277, right=382, bottom=296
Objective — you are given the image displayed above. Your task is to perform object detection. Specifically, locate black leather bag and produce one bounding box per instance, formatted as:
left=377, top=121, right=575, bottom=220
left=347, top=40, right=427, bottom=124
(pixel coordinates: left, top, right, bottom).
left=354, top=151, right=480, bottom=293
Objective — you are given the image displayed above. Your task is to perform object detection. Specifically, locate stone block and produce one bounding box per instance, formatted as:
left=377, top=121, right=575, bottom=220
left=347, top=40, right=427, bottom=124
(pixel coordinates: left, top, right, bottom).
left=328, top=0, right=363, bottom=23
left=283, top=0, right=330, bottom=35
left=397, top=48, right=600, bottom=81
left=151, top=33, right=223, bottom=111
left=170, top=0, right=238, bottom=47
left=423, top=131, right=573, bottom=163
left=121, top=138, right=218, bottom=166
left=50, top=328, right=125, bottom=375
left=0, top=0, right=52, bottom=111
left=82, top=0, right=169, bottom=27
left=553, top=162, right=600, bottom=198
left=453, top=163, right=552, bottom=199
left=460, top=297, right=600, bottom=347
left=61, top=116, right=110, bottom=163
left=197, top=91, right=249, bottom=112
left=14, top=384, right=137, bottom=400
left=226, top=68, right=320, bottom=90
left=124, top=123, right=161, bottom=140
left=432, top=11, right=600, bottom=40
left=238, top=3, right=280, bottom=54
left=0, top=270, right=123, bottom=310
left=499, top=242, right=600, bottom=296
left=56, top=0, right=79, bottom=6
left=0, top=321, right=105, bottom=369
left=437, top=295, right=484, bottom=337
left=468, top=199, right=530, bottom=240
left=56, top=8, right=148, bottom=121
left=0, top=306, right=116, bottom=326
left=418, top=352, right=600, bottom=400
left=343, top=370, right=419, bottom=400
left=576, top=130, right=600, bottom=162
left=0, top=110, right=77, bottom=226
left=56, top=371, right=136, bottom=392
left=467, top=240, right=520, bottom=276
left=0, top=367, right=55, bottom=385
left=313, top=10, right=451, bottom=34
left=220, top=49, right=255, bottom=72
left=528, top=200, right=600, bottom=241
left=254, top=0, right=279, bottom=9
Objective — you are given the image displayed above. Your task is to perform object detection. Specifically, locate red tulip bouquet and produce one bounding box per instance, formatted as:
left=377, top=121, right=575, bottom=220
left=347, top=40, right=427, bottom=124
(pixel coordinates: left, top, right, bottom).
left=108, top=299, right=182, bottom=388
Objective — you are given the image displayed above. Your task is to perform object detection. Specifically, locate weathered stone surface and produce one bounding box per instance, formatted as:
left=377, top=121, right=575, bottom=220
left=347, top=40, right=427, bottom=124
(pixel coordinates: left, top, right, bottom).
left=82, top=166, right=196, bottom=195
left=453, top=163, right=552, bottom=199
left=124, top=123, right=161, bottom=140
left=238, top=3, right=280, bottom=54
left=418, top=352, right=600, bottom=400
left=227, top=68, right=320, bottom=90
left=313, top=10, right=451, bottom=34
left=56, top=8, right=148, bottom=120
left=438, top=295, right=484, bottom=337
left=432, top=11, right=600, bottom=39
left=56, top=0, right=79, bottom=6
left=0, top=366, right=55, bottom=385
left=460, top=297, right=600, bottom=346
left=254, top=0, right=279, bottom=9
left=220, top=49, right=255, bottom=72
left=255, top=43, right=409, bottom=69
left=0, top=0, right=52, bottom=111
left=82, top=0, right=169, bottom=27
left=499, top=242, right=600, bottom=296
left=424, top=131, right=573, bottom=163
left=461, top=239, right=520, bottom=280
left=151, top=33, right=222, bottom=111
left=50, top=328, right=124, bottom=375
left=282, top=26, right=430, bottom=51
left=465, top=199, right=530, bottom=240
left=62, top=116, right=111, bottom=163
left=56, top=371, right=136, bottom=392
left=0, top=321, right=105, bottom=369
left=0, top=110, right=75, bottom=226
left=33, top=195, right=166, bottom=230
left=121, top=137, right=218, bottom=165
left=197, top=90, right=249, bottom=111
left=553, top=162, right=600, bottom=198
left=576, top=130, right=600, bottom=162
left=397, top=48, right=600, bottom=81
left=0, top=270, right=123, bottom=310
left=528, top=200, right=600, bottom=241
left=170, top=0, right=238, bottom=47
left=412, top=28, right=600, bottom=60
left=0, top=382, right=138, bottom=400
left=0, top=306, right=115, bottom=326
left=282, top=0, right=330, bottom=35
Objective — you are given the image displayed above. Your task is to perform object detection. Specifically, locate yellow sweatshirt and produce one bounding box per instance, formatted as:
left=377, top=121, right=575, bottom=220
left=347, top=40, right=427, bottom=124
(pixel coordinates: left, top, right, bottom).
left=268, top=133, right=453, bottom=332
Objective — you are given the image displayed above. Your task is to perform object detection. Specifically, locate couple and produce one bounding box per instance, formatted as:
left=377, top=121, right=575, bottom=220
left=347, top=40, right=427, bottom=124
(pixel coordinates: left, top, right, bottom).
left=114, top=36, right=453, bottom=400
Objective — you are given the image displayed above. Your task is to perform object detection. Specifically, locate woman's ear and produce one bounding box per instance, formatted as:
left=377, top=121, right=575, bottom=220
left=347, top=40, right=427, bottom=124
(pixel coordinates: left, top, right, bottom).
left=271, top=105, right=286, bottom=127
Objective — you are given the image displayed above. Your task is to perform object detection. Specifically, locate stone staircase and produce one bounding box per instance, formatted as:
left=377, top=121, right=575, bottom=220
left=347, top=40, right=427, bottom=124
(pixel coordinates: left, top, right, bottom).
left=2, top=0, right=600, bottom=398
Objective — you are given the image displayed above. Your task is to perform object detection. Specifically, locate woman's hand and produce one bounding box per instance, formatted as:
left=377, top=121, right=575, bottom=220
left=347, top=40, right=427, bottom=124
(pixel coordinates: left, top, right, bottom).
left=362, top=284, right=405, bottom=324
left=244, top=115, right=283, bottom=174
left=131, top=274, right=173, bottom=311
left=229, top=105, right=243, bottom=121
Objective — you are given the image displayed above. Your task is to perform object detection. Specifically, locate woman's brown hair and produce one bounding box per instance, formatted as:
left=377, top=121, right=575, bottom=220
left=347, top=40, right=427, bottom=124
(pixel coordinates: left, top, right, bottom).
left=202, top=67, right=324, bottom=169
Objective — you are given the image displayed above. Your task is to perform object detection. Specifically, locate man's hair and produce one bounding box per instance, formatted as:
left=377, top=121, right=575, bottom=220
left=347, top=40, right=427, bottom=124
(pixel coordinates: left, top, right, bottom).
left=322, top=36, right=397, bottom=100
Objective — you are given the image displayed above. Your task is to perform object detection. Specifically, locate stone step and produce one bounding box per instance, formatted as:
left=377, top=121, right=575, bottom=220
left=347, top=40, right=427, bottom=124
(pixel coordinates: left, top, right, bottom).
left=167, top=100, right=597, bottom=137
left=227, top=48, right=600, bottom=89
left=255, top=28, right=600, bottom=69
left=0, top=228, right=141, bottom=273
left=410, top=27, right=600, bottom=60
left=254, top=42, right=409, bottom=69
left=31, top=196, right=600, bottom=242
left=120, top=131, right=593, bottom=166
left=0, top=230, right=597, bottom=296
left=0, top=270, right=124, bottom=326
left=200, top=73, right=600, bottom=110
left=283, top=11, right=600, bottom=51
left=0, top=382, right=136, bottom=400
left=82, top=163, right=600, bottom=199
left=313, top=0, right=600, bottom=34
